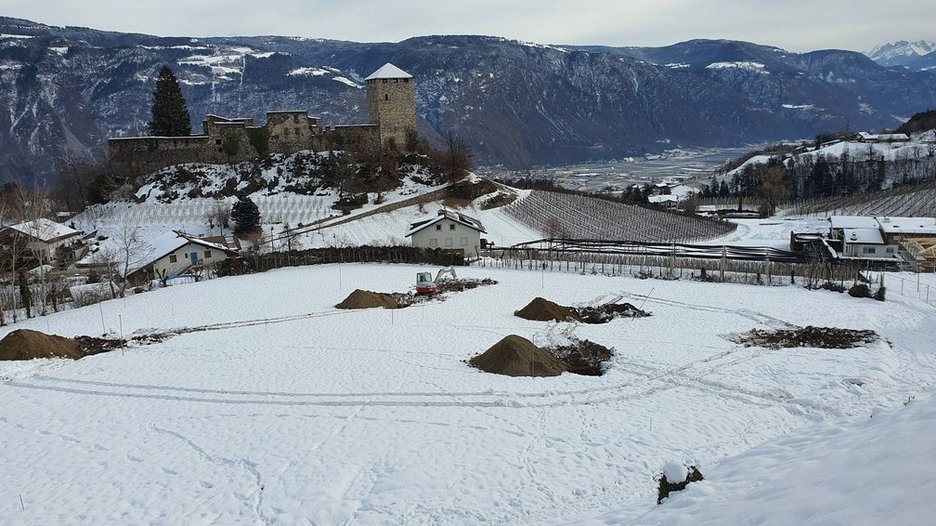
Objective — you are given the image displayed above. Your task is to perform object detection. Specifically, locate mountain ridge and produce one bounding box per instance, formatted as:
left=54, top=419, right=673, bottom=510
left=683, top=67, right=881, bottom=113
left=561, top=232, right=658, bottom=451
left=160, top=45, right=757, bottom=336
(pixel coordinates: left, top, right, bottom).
left=2, top=16, right=936, bottom=183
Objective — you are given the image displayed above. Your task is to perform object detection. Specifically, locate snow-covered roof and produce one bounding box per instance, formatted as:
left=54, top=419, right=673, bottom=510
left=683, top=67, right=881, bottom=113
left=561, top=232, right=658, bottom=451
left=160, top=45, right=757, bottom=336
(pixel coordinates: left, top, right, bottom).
left=405, top=209, right=486, bottom=237
left=843, top=228, right=885, bottom=245
left=829, top=216, right=879, bottom=230
left=876, top=216, right=936, bottom=236
left=365, top=63, right=413, bottom=81
left=856, top=132, right=910, bottom=142
left=3, top=218, right=80, bottom=243
left=648, top=195, right=679, bottom=204
left=127, top=231, right=238, bottom=276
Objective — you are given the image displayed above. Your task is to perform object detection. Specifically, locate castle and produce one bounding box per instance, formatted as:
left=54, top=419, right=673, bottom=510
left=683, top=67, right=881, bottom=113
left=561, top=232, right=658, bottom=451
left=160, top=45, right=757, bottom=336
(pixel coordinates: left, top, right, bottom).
left=108, top=63, right=416, bottom=176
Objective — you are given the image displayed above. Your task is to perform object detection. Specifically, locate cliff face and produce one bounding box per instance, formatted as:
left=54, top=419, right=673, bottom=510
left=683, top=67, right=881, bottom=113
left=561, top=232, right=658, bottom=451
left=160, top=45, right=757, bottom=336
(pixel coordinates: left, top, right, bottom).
left=3, top=17, right=936, bottom=183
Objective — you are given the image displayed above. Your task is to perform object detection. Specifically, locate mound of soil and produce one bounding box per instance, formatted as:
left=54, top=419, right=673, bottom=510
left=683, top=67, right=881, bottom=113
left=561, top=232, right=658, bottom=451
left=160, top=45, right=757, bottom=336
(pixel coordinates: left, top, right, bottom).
left=0, top=329, right=83, bottom=360
left=436, top=278, right=497, bottom=293
left=573, top=303, right=649, bottom=324
left=516, top=297, right=649, bottom=324
left=549, top=340, right=614, bottom=376
left=469, top=335, right=568, bottom=377
left=731, top=326, right=879, bottom=349
left=515, top=297, right=576, bottom=322
left=336, top=289, right=407, bottom=309
left=0, top=329, right=127, bottom=361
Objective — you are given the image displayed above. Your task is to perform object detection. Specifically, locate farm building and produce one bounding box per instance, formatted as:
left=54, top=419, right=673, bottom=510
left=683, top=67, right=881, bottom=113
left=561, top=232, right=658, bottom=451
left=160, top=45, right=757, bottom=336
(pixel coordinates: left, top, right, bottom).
left=0, top=218, right=81, bottom=263
left=127, top=231, right=238, bottom=281
left=406, top=209, right=486, bottom=257
left=877, top=217, right=936, bottom=272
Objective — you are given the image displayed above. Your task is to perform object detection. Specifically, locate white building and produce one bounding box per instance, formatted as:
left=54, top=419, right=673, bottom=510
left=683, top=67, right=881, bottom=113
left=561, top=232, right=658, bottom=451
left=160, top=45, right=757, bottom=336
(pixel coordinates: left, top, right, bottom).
left=405, top=209, right=486, bottom=256
left=840, top=228, right=897, bottom=259
left=128, top=231, right=238, bottom=281
left=0, top=218, right=81, bottom=262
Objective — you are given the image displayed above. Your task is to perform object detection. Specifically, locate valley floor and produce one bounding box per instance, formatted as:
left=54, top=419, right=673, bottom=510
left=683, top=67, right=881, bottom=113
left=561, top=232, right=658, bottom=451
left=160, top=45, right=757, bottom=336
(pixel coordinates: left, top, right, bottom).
left=1, top=264, right=934, bottom=524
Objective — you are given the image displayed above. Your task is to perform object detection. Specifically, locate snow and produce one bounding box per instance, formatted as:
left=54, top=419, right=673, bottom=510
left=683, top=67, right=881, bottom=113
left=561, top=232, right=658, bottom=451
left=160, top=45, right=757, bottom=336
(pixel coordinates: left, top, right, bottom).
left=287, top=67, right=329, bottom=77
left=3, top=218, right=79, bottom=242
left=876, top=216, right=936, bottom=236
left=843, top=228, right=883, bottom=244
left=607, top=395, right=936, bottom=525
left=332, top=76, right=363, bottom=88
left=2, top=262, right=935, bottom=524
left=364, top=63, right=413, bottom=80
left=662, top=462, right=689, bottom=483
left=705, top=61, right=767, bottom=73
left=781, top=103, right=815, bottom=110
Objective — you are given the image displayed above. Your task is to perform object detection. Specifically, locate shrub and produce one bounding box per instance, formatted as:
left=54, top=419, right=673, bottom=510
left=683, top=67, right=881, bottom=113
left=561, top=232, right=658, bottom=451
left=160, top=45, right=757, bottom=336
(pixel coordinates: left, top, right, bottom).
left=848, top=283, right=872, bottom=298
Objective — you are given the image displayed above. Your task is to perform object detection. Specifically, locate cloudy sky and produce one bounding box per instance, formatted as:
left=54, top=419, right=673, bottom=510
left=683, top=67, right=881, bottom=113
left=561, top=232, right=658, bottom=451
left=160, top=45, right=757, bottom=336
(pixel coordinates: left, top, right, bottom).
left=2, top=0, right=933, bottom=52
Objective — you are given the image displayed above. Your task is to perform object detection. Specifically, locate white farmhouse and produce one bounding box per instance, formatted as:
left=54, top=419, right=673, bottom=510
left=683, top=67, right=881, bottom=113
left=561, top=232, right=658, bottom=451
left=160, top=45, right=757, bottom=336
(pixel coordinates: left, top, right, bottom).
left=0, top=218, right=81, bottom=262
left=406, top=209, right=486, bottom=256
left=128, top=231, right=238, bottom=281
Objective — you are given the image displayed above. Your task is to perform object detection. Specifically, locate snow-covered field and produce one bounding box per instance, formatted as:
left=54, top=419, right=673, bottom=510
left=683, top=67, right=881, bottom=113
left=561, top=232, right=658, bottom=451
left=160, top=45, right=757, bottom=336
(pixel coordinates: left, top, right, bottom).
left=2, top=263, right=934, bottom=524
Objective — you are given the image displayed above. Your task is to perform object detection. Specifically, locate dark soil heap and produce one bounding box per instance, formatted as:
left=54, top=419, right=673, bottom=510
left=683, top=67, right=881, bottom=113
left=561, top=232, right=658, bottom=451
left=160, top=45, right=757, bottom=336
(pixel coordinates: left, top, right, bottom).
left=515, top=297, right=649, bottom=324
left=731, top=326, right=879, bottom=349
left=469, top=335, right=568, bottom=377
left=0, top=329, right=126, bottom=361
left=657, top=466, right=705, bottom=504
left=515, top=297, right=576, bottom=322
left=436, top=278, right=498, bottom=293
left=549, top=340, right=614, bottom=376
left=573, top=302, right=649, bottom=324
left=336, top=289, right=407, bottom=309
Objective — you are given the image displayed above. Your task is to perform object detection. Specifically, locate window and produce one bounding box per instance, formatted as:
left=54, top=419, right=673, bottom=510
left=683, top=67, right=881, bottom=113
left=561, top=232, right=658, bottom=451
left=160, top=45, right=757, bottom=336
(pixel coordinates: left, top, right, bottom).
left=204, top=250, right=212, bottom=258
left=403, top=78, right=409, bottom=83
left=215, top=139, right=222, bottom=145
left=460, top=236, right=469, bottom=246
left=384, top=94, right=389, bottom=101
left=284, top=128, right=290, bottom=136
left=449, top=224, right=456, bottom=230
left=382, top=79, right=388, bottom=83
left=394, top=78, right=399, bottom=83
left=293, top=114, right=299, bottom=124
left=444, top=238, right=453, bottom=247
left=435, top=224, right=442, bottom=231
left=862, top=247, right=876, bottom=254
left=295, top=127, right=301, bottom=136
left=428, top=238, right=438, bottom=247
left=886, top=247, right=895, bottom=254
left=169, top=254, right=177, bottom=263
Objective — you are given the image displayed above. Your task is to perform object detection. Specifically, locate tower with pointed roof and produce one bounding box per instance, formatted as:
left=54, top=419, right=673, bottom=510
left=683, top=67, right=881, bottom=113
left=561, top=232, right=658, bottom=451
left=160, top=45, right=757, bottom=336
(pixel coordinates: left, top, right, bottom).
left=365, top=63, right=417, bottom=150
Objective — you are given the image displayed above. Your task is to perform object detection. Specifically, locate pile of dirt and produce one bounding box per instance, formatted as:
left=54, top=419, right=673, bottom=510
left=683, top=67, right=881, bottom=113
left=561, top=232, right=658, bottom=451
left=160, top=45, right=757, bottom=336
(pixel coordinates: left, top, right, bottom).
left=0, top=329, right=84, bottom=360
left=549, top=340, right=614, bottom=376
left=435, top=278, right=498, bottom=294
left=731, top=326, right=879, bottom=349
left=468, top=335, right=568, bottom=377
left=573, top=303, right=649, bottom=324
left=0, top=329, right=127, bottom=361
left=515, top=297, right=649, bottom=324
left=336, top=289, right=407, bottom=309
left=515, top=297, right=576, bottom=322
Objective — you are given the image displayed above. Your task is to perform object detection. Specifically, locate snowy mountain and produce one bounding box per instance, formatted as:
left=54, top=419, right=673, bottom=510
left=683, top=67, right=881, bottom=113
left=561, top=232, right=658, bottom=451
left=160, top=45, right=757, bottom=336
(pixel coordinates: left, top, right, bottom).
left=3, top=16, right=936, bottom=182
left=867, top=39, right=936, bottom=70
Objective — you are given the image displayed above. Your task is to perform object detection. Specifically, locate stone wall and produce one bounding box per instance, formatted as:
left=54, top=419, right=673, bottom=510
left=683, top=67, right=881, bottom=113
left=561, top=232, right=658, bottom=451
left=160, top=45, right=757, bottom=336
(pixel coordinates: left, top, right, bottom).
left=366, top=77, right=417, bottom=150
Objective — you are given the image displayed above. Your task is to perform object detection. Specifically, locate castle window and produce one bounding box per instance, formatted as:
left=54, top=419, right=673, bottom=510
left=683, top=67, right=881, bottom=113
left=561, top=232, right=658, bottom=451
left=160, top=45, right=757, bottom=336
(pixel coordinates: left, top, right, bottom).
left=295, top=127, right=301, bottom=135
left=404, top=78, right=409, bottom=83
left=293, top=114, right=299, bottom=124
left=384, top=94, right=389, bottom=101
left=215, top=139, right=222, bottom=145
left=284, top=128, right=290, bottom=136
left=393, top=79, right=399, bottom=83
left=382, top=79, right=388, bottom=83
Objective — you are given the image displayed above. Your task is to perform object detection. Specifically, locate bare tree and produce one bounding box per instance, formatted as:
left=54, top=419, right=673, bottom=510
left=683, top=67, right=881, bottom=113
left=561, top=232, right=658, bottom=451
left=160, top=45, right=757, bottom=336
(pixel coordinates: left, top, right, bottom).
left=206, top=199, right=231, bottom=235
left=114, top=225, right=151, bottom=298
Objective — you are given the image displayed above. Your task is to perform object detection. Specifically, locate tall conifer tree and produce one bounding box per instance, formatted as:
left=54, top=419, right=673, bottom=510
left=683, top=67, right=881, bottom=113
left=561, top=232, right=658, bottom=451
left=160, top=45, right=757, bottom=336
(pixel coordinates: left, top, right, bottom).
left=147, top=65, right=192, bottom=136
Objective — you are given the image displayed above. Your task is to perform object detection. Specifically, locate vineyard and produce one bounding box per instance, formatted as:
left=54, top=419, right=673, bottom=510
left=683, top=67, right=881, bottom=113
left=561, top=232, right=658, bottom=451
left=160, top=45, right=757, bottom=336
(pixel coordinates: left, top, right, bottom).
left=73, top=194, right=342, bottom=231
left=782, top=180, right=936, bottom=218
left=503, top=190, right=736, bottom=242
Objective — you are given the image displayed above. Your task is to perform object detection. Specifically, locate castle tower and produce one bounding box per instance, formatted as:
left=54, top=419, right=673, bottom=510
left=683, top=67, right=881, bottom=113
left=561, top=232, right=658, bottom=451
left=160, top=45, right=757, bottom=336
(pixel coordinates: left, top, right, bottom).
left=365, top=63, right=416, bottom=150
